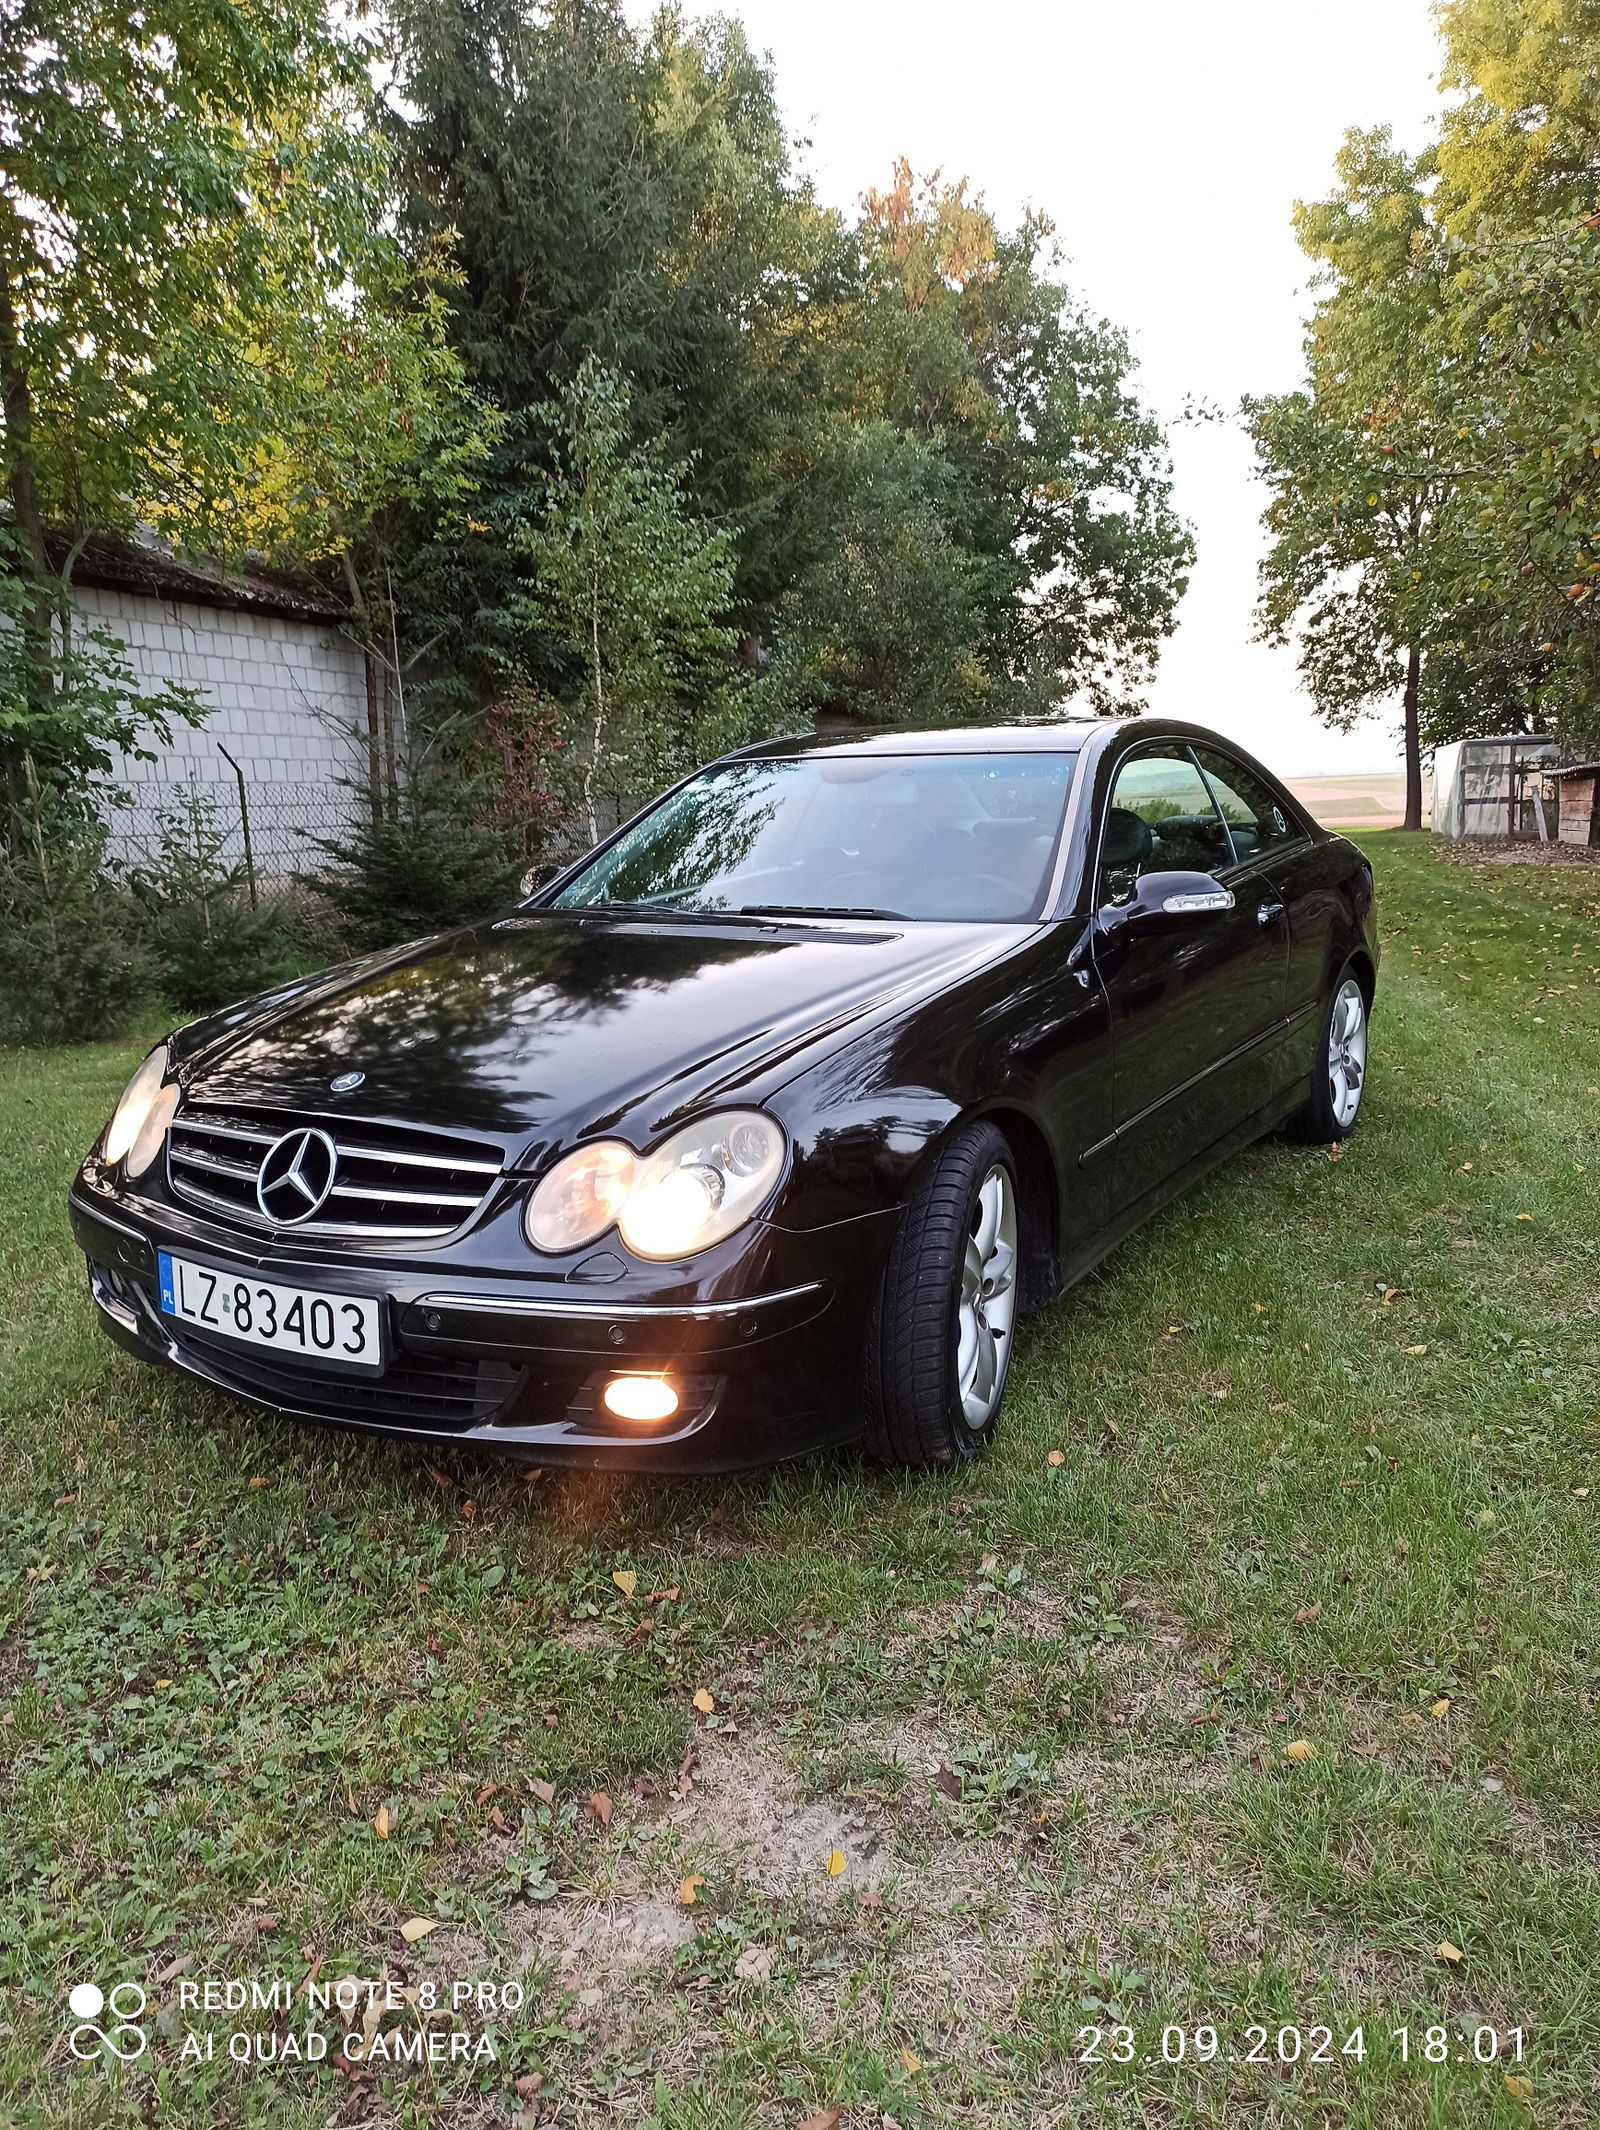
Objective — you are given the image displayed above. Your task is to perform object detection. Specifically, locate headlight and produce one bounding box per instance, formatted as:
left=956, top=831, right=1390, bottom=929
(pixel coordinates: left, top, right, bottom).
left=521, top=1110, right=786, bottom=1260
left=523, top=1140, right=637, bottom=1252
left=619, top=1110, right=785, bottom=1261
left=102, top=1046, right=178, bottom=1175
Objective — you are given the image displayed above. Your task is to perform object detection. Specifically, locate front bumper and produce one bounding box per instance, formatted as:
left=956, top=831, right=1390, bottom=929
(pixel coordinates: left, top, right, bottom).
left=69, top=1184, right=890, bottom=1471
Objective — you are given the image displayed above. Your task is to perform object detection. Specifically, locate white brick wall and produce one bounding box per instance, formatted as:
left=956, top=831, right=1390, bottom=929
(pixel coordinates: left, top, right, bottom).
left=80, top=584, right=370, bottom=875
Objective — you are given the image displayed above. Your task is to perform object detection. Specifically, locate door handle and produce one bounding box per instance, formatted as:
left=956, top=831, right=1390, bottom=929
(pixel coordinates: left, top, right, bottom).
left=1256, top=900, right=1285, bottom=926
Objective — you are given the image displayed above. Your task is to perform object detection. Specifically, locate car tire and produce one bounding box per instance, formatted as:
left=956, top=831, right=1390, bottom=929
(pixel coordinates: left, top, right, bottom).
left=863, top=1120, right=1020, bottom=1469
left=1289, top=965, right=1370, bottom=1144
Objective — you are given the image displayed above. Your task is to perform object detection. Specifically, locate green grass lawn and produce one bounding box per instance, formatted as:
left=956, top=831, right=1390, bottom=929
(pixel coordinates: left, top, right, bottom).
left=3, top=830, right=1597, bottom=2129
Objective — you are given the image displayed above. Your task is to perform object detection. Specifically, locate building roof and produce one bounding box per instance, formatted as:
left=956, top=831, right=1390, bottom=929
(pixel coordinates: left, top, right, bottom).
left=46, top=526, right=347, bottom=624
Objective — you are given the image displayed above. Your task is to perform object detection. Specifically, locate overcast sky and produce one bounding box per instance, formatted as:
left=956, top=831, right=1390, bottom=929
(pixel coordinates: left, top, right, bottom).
left=632, top=0, right=1448, bottom=777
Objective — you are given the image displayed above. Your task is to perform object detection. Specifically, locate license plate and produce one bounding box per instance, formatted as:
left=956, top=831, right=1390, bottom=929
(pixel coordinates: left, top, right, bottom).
left=157, top=1252, right=384, bottom=1372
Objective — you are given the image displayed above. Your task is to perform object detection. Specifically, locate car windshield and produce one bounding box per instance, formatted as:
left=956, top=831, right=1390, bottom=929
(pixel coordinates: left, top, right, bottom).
left=550, top=751, right=1079, bottom=922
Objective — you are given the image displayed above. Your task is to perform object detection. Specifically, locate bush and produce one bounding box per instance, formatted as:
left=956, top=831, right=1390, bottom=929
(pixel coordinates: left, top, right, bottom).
left=0, top=774, right=155, bottom=1044
left=301, top=769, right=525, bottom=952
left=128, top=788, right=306, bottom=1014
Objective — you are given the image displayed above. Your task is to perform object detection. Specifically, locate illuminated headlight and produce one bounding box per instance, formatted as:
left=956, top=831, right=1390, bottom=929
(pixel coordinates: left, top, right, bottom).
left=522, top=1110, right=785, bottom=1261
left=102, top=1045, right=178, bottom=1177
left=619, top=1111, right=785, bottom=1260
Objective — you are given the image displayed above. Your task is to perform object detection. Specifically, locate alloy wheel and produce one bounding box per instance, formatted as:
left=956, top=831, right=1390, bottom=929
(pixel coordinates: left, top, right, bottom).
left=955, top=1164, right=1018, bottom=1429
left=1327, top=977, right=1367, bottom=1132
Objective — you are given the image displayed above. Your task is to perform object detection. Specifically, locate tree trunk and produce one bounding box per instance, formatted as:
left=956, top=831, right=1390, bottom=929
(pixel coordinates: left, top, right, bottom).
left=340, top=553, right=384, bottom=828
left=0, top=254, right=58, bottom=840
left=1402, top=641, right=1423, bottom=832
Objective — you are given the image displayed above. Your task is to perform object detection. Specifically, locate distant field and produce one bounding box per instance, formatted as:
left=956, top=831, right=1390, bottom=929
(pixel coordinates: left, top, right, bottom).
left=1287, top=771, right=1425, bottom=831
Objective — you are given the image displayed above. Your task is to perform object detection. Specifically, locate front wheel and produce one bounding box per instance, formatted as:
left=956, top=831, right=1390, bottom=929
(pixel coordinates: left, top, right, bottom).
left=1290, top=968, right=1369, bottom=1143
left=863, top=1121, right=1019, bottom=1469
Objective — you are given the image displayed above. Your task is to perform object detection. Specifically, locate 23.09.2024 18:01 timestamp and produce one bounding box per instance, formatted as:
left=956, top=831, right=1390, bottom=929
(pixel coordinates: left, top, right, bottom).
left=1074, top=2024, right=1528, bottom=2067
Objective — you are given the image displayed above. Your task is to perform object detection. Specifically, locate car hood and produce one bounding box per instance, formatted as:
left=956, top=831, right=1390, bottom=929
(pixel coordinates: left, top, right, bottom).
left=178, top=909, right=1022, bottom=1156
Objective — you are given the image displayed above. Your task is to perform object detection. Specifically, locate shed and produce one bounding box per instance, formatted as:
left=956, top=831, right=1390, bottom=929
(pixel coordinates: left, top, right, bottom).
left=1430, top=736, right=1562, bottom=840
left=1550, top=762, right=1600, bottom=847
left=58, top=527, right=370, bottom=876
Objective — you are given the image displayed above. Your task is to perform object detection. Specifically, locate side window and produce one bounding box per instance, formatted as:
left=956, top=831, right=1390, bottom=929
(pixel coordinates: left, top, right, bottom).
left=1099, top=748, right=1233, bottom=906
left=1193, top=747, right=1302, bottom=865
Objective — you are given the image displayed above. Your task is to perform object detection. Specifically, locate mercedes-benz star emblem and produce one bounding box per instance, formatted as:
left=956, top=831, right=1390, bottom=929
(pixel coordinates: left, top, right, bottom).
left=329, top=1071, right=364, bottom=1093
left=256, top=1128, right=339, bottom=1224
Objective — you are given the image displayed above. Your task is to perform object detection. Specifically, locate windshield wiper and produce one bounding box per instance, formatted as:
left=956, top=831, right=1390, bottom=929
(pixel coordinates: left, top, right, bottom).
left=737, top=903, right=906, bottom=921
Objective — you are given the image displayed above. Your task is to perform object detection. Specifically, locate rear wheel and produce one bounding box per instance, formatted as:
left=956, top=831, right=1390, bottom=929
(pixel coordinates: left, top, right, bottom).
left=863, top=1121, right=1019, bottom=1468
left=1290, top=968, right=1369, bottom=1143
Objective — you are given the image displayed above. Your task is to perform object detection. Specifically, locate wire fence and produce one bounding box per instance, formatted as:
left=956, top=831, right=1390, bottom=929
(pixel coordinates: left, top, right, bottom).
left=100, top=772, right=368, bottom=903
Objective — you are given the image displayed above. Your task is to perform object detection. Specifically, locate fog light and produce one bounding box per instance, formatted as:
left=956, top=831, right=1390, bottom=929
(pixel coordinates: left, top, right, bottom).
left=601, top=1375, right=679, bottom=1423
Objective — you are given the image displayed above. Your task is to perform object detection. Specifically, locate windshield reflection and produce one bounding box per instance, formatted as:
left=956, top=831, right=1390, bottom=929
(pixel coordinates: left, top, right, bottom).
left=552, top=752, right=1078, bottom=923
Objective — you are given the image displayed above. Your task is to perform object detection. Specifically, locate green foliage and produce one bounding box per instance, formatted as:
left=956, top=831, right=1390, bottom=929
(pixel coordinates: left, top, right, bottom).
left=0, top=0, right=489, bottom=808
left=126, top=788, right=306, bottom=1014
left=301, top=766, right=524, bottom=951
left=388, top=4, right=1190, bottom=735
left=514, top=361, right=758, bottom=837
left=1260, top=2, right=1600, bottom=770
left=0, top=767, right=152, bottom=1043
left=0, top=540, right=206, bottom=796
left=773, top=422, right=1000, bottom=722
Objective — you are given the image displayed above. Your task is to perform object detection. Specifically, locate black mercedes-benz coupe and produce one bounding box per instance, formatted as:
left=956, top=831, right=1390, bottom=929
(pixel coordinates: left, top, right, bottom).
left=71, top=718, right=1377, bottom=1471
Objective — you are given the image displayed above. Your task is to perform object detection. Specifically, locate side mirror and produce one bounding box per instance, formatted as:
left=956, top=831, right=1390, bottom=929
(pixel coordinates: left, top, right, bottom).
left=520, top=862, right=561, bottom=898
left=1113, top=870, right=1235, bottom=923
left=1068, top=870, right=1233, bottom=968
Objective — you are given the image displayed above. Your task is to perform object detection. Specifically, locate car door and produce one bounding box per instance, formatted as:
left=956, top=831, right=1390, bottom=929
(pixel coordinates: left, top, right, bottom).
left=1191, top=742, right=1314, bottom=1091
left=1090, top=742, right=1289, bottom=1210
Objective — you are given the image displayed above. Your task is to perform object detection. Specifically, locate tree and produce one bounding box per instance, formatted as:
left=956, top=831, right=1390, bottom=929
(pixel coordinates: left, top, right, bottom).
left=514, top=361, right=753, bottom=840
left=0, top=0, right=480, bottom=815
left=826, top=162, right=1193, bottom=714
left=1430, top=0, right=1600, bottom=756
left=1247, top=131, right=1469, bottom=829
left=773, top=422, right=1001, bottom=721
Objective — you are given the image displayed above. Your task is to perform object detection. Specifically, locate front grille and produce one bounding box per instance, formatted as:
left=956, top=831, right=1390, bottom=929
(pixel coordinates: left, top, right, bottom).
left=166, top=1107, right=504, bottom=1241
left=166, top=1317, right=523, bottom=1430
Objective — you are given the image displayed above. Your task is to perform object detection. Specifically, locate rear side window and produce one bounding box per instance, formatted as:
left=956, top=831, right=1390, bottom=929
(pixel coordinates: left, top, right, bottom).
left=1193, top=747, right=1304, bottom=865
left=1099, top=747, right=1233, bottom=905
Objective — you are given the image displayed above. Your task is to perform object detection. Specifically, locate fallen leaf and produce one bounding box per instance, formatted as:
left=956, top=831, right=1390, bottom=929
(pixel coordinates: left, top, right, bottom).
left=1328, top=1141, right=1344, bottom=1161
left=461, top=1498, right=478, bottom=1520
left=154, top=1678, right=173, bottom=1690
left=153, top=1954, right=192, bottom=1985
left=528, top=1778, right=556, bottom=1806
left=825, top=1848, right=846, bottom=1877
left=733, top=1943, right=775, bottom=1983
left=1431, top=1697, right=1452, bottom=1719
left=932, top=1764, right=964, bottom=1799
left=797, top=2113, right=841, bottom=2130
left=1294, top=1602, right=1321, bottom=1625
left=678, top=1873, right=705, bottom=1907
left=372, top=1803, right=397, bottom=1840
left=252, top=1914, right=278, bottom=1933
left=859, top=1888, right=882, bottom=1909
left=1382, top=1287, right=1402, bottom=1304
left=1405, top=1344, right=1429, bottom=1356
left=691, top=1688, right=715, bottom=1715
left=1504, top=2073, right=1534, bottom=2099
left=645, top=1585, right=681, bottom=1604
left=899, top=2047, right=922, bottom=2073
left=513, top=2073, right=545, bottom=2098
left=1436, top=1939, right=1463, bottom=1964
left=611, top=1569, right=638, bottom=1598
left=399, top=1916, right=438, bottom=1944
left=1101, top=1414, right=1121, bottom=1435
left=427, top=1467, right=455, bottom=1489
left=587, top=1791, right=613, bottom=1827
left=248, top=1476, right=273, bottom=1490
left=1283, top=1739, right=1317, bottom=1763
left=1047, top=1450, right=1065, bottom=1467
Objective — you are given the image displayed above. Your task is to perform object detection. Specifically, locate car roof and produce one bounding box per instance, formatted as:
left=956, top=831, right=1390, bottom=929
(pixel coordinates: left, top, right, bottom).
left=725, top=717, right=1115, bottom=761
